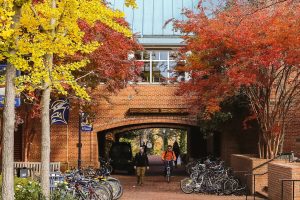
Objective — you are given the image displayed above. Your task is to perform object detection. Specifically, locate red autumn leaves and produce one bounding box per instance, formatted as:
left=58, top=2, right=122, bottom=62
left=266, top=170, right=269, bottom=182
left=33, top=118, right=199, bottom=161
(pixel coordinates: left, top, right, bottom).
left=175, top=0, right=300, bottom=113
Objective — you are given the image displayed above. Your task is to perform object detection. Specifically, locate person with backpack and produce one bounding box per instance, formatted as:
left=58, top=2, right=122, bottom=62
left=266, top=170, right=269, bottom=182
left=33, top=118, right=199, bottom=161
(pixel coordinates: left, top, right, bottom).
left=161, top=145, right=176, bottom=176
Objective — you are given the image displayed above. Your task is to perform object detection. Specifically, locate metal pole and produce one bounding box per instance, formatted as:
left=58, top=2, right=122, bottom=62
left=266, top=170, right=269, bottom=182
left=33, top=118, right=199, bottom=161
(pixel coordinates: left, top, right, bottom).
left=281, top=180, right=284, bottom=200
left=293, top=181, right=295, bottom=200
left=66, top=124, right=69, bottom=169
left=78, top=112, right=82, bottom=169
left=253, top=175, right=256, bottom=200
left=90, top=131, right=92, bottom=162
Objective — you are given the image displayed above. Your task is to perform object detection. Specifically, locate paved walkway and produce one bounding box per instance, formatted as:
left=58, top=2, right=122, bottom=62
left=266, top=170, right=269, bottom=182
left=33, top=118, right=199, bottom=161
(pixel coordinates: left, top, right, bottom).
left=113, top=156, right=247, bottom=200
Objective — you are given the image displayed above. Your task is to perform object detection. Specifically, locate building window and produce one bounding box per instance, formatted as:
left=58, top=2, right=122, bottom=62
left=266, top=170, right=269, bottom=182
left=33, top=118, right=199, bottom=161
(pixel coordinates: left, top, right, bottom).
left=136, top=50, right=186, bottom=84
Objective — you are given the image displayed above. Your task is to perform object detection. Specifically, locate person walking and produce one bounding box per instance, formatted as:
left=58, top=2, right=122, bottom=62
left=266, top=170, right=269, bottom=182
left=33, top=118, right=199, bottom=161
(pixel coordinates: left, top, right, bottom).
left=172, top=140, right=180, bottom=168
left=134, top=147, right=149, bottom=186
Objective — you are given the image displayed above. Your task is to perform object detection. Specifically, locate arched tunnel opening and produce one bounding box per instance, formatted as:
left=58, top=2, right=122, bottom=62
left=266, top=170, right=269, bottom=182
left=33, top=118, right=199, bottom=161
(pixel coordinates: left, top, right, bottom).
left=97, top=123, right=223, bottom=174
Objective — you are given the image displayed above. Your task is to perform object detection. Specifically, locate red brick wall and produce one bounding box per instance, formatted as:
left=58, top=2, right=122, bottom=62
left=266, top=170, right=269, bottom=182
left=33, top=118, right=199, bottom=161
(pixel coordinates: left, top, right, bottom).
left=231, top=154, right=269, bottom=194
left=27, top=84, right=198, bottom=167
left=91, top=84, right=198, bottom=132
left=269, top=162, right=300, bottom=200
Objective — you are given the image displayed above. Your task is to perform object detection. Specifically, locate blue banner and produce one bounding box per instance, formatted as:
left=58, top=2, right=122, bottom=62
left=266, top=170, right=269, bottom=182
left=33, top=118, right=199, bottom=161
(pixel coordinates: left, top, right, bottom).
left=81, top=113, right=93, bottom=132
left=0, top=95, right=21, bottom=107
left=50, top=99, right=69, bottom=125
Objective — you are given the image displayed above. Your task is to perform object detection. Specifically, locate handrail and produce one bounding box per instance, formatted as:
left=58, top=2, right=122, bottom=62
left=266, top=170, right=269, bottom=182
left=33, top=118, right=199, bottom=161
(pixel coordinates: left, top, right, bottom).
left=251, top=152, right=294, bottom=172
left=280, top=179, right=300, bottom=200
left=244, top=171, right=269, bottom=200
left=239, top=152, right=294, bottom=200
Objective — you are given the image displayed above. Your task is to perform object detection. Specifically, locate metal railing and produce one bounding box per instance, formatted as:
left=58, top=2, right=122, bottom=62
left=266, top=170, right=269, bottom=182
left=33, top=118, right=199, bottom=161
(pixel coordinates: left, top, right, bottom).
left=237, top=152, right=295, bottom=200
left=280, top=179, right=300, bottom=200
left=245, top=171, right=268, bottom=200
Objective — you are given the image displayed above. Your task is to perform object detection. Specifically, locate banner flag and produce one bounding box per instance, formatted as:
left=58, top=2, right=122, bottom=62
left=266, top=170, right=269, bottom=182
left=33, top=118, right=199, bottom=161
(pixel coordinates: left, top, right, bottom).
left=50, top=99, right=70, bottom=125
left=81, top=113, right=93, bottom=132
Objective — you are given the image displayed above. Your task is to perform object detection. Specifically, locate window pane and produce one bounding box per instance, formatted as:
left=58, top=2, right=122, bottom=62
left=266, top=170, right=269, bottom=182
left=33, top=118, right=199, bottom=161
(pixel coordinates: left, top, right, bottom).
left=151, top=51, right=159, bottom=60
left=143, top=51, right=150, bottom=60
left=169, top=51, right=178, bottom=60
left=134, top=51, right=142, bottom=60
left=152, top=61, right=168, bottom=83
left=169, top=61, right=185, bottom=82
left=160, top=51, right=168, bottom=60
left=139, top=62, right=150, bottom=82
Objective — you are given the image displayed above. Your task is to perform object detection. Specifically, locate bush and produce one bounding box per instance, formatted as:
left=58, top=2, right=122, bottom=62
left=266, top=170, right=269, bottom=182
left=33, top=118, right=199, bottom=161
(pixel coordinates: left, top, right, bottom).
left=14, top=177, right=45, bottom=200
left=50, top=182, right=75, bottom=200
left=0, top=176, right=45, bottom=200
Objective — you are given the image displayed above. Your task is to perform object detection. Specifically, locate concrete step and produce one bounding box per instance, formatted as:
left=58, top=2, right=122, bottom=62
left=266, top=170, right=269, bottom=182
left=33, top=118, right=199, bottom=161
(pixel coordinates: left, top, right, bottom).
left=255, top=190, right=268, bottom=199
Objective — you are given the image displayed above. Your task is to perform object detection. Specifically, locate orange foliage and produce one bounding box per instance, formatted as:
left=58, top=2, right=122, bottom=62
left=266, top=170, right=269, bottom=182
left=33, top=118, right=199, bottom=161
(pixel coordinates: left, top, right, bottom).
left=175, top=0, right=300, bottom=113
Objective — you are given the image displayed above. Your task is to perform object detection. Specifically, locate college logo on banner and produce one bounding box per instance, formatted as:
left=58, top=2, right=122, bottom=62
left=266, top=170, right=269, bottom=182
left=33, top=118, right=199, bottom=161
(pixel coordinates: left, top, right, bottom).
left=81, top=113, right=93, bottom=132
left=50, top=99, right=70, bottom=125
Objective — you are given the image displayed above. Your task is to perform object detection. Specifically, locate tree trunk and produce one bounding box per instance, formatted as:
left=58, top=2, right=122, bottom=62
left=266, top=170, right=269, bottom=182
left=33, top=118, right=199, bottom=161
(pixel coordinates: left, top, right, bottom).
left=2, top=62, right=16, bottom=200
left=40, top=54, right=52, bottom=199
left=2, top=5, right=21, bottom=200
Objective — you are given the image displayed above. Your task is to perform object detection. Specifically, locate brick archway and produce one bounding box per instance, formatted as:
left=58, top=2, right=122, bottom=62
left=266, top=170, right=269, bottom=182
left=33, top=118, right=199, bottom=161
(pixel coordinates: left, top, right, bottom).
left=93, top=117, right=198, bottom=134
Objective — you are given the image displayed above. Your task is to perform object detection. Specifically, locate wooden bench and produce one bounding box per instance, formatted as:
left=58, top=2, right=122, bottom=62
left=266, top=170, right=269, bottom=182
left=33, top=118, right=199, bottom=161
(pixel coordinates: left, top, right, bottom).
left=14, top=162, right=61, bottom=177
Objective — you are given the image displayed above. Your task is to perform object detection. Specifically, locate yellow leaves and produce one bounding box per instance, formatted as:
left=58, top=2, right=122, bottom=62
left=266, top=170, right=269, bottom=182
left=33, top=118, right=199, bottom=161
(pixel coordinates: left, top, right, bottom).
left=1, top=0, right=135, bottom=101
left=78, top=0, right=132, bottom=37
left=125, top=0, right=137, bottom=8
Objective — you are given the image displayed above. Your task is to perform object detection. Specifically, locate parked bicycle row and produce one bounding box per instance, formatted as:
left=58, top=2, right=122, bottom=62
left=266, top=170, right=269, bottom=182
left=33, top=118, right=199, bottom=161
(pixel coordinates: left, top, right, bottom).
left=50, top=159, right=122, bottom=200
left=181, top=156, right=246, bottom=195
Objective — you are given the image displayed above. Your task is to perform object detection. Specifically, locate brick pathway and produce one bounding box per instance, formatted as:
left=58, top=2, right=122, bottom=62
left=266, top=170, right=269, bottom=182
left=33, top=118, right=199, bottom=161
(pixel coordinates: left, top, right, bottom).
left=113, top=156, right=247, bottom=200
left=116, top=174, right=246, bottom=200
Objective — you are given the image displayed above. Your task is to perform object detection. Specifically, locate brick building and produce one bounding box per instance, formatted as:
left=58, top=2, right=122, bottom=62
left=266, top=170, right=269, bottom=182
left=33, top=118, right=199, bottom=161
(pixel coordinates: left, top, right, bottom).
left=12, top=0, right=298, bottom=169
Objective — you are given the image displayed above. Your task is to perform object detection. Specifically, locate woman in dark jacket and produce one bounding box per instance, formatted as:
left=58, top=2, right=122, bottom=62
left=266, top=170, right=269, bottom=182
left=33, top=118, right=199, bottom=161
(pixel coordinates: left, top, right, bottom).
left=134, top=147, right=149, bottom=185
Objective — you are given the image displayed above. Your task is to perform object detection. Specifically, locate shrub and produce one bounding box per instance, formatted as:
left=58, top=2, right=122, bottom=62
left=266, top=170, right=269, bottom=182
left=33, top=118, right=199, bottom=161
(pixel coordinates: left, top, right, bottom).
left=0, top=176, right=45, bottom=200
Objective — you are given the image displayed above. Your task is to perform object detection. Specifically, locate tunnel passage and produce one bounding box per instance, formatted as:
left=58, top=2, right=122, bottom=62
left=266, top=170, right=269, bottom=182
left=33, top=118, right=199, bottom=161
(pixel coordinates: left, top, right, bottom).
left=97, top=123, right=224, bottom=164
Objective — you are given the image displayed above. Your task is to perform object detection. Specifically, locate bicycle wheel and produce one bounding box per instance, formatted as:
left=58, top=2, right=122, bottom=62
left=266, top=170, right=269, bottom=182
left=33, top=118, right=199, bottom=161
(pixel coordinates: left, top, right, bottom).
left=106, top=178, right=123, bottom=199
left=180, top=178, right=194, bottom=194
left=99, top=181, right=113, bottom=196
left=190, top=172, right=198, bottom=180
left=96, top=182, right=113, bottom=200
left=223, top=178, right=238, bottom=195
left=107, top=165, right=113, bottom=174
left=94, top=185, right=111, bottom=200
left=166, top=167, right=171, bottom=183
left=166, top=175, right=170, bottom=183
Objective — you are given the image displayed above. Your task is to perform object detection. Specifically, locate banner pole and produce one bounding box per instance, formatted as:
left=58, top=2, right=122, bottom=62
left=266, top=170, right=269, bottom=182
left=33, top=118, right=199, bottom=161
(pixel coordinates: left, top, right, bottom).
left=90, top=131, right=92, bottom=162
left=78, top=112, right=82, bottom=169
left=66, top=124, right=69, bottom=169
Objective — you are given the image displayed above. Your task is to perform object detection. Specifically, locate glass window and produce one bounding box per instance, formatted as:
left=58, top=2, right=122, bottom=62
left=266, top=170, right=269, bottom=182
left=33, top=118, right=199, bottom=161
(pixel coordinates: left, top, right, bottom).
left=169, top=51, right=178, bottom=60
left=134, top=50, right=185, bottom=84
left=169, top=61, right=185, bottom=82
left=140, top=62, right=150, bottom=82
left=151, top=51, right=160, bottom=60
left=160, top=51, right=168, bottom=60
left=152, top=61, right=168, bottom=83
left=134, top=51, right=142, bottom=60
left=143, top=51, right=150, bottom=60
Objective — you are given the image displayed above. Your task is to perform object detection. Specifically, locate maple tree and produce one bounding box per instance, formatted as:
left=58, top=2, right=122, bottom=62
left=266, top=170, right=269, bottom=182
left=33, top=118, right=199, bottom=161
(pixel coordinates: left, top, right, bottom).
left=19, top=17, right=142, bottom=164
left=0, top=0, right=137, bottom=198
left=175, top=0, right=300, bottom=159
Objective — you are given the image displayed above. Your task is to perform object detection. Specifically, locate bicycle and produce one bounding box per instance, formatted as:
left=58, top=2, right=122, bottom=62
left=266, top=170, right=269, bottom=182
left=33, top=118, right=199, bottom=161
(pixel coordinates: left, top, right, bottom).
left=165, top=161, right=173, bottom=183
left=180, top=156, right=246, bottom=196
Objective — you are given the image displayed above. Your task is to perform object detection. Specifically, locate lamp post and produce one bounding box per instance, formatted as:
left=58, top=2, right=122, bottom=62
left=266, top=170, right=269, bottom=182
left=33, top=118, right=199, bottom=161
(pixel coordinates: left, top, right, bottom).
left=78, top=112, right=83, bottom=169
